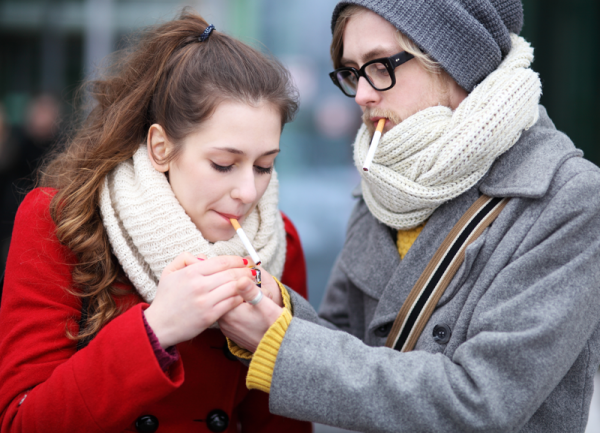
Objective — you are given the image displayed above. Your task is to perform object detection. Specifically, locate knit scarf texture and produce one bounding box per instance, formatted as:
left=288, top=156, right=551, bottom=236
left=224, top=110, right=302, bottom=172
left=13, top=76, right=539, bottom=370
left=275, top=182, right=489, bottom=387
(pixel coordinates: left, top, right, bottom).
left=99, top=145, right=286, bottom=303
left=354, top=34, right=541, bottom=230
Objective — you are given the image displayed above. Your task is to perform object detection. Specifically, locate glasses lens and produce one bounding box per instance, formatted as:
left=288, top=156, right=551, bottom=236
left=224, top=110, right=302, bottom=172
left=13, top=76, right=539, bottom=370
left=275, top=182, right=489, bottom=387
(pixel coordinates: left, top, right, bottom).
left=364, top=61, right=392, bottom=90
left=335, top=70, right=358, bottom=96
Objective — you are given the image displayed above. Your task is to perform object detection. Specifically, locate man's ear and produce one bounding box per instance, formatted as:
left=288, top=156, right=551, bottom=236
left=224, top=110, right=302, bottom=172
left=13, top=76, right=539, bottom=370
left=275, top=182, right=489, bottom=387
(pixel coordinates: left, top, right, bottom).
left=147, top=124, right=172, bottom=173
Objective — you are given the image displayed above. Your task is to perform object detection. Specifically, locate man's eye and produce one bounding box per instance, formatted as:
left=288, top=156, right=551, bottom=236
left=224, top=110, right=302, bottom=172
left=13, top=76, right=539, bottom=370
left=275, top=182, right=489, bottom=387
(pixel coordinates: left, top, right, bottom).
left=211, top=162, right=233, bottom=173
left=254, top=165, right=273, bottom=175
left=374, top=65, right=389, bottom=75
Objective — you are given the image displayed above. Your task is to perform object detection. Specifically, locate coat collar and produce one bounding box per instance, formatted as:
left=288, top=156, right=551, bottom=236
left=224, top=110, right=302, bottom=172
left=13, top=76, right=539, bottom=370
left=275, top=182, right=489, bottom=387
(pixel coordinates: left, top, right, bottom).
left=479, top=105, right=582, bottom=198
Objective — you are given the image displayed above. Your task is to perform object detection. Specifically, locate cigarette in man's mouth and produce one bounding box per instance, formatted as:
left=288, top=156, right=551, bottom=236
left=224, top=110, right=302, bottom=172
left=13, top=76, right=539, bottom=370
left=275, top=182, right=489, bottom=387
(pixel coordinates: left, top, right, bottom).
left=363, top=118, right=386, bottom=172
left=230, top=218, right=262, bottom=266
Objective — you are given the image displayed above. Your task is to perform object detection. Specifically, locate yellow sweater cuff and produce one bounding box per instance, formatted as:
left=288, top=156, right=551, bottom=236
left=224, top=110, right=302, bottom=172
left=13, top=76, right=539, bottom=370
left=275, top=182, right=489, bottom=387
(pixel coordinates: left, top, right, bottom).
left=227, top=337, right=253, bottom=360
left=246, top=308, right=292, bottom=393
left=274, top=276, right=293, bottom=312
left=226, top=276, right=292, bottom=360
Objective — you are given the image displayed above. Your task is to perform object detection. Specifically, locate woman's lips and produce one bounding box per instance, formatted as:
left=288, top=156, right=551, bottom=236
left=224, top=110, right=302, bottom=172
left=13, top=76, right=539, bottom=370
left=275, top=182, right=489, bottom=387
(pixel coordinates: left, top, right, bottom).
left=214, top=211, right=244, bottom=223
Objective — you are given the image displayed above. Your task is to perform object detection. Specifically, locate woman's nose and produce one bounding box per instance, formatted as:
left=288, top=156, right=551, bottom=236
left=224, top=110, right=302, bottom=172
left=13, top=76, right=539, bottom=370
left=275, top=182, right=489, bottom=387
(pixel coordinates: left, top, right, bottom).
left=231, top=169, right=258, bottom=204
left=354, top=76, right=380, bottom=107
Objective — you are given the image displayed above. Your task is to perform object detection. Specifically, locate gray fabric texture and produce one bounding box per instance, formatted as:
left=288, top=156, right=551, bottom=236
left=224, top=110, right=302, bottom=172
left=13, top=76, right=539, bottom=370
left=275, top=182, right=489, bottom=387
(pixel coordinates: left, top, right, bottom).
left=273, top=106, right=600, bottom=433
left=331, top=0, right=523, bottom=91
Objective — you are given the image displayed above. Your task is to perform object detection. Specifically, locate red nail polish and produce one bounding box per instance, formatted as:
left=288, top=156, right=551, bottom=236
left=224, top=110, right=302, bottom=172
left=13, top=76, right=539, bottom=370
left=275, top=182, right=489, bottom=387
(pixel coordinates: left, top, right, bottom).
left=243, top=258, right=248, bottom=265
left=251, top=269, right=257, bottom=276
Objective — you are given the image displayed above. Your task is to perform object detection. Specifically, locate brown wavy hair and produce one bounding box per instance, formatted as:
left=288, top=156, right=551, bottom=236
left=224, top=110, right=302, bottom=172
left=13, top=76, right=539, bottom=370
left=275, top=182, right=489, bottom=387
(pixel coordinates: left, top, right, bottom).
left=40, top=9, right=299, bottom=342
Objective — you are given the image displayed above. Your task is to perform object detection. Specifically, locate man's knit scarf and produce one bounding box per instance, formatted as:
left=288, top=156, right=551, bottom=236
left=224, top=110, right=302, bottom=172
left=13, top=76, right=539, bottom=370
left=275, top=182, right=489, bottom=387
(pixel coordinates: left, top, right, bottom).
left=99, top=145, right=286, bottom=303
left=354, top=35, right=541, bottom=230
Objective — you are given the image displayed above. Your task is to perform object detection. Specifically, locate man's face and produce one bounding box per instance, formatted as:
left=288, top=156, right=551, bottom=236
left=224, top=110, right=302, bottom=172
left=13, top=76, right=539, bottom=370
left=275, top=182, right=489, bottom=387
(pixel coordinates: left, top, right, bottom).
left=341, top=9, right=464, bottom=134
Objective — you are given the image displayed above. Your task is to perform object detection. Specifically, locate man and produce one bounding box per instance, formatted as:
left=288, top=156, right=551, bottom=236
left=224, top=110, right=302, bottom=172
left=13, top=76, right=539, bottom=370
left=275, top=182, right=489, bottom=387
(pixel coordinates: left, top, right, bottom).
left=220, top=1, right=600, bottom=431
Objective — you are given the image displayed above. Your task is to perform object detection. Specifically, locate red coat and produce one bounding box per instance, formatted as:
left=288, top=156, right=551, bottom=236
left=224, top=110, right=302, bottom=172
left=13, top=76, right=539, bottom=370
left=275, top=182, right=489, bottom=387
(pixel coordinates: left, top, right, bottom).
left=0, top=188, right=311, bottom=433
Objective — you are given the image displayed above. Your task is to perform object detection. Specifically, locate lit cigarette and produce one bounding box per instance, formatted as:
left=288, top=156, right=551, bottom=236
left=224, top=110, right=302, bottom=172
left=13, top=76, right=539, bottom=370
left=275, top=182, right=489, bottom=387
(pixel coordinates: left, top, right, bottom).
left=363, top=118, right=386, bottom=172
left=230, top=218, right=261, bottom=265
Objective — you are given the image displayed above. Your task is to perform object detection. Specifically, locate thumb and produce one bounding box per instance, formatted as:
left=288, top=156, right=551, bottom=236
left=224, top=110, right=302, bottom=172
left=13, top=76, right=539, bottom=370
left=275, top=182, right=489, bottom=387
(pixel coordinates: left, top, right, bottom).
left=237, top=277, right=263, bottom=305
left=237, top=277, right=284, bottom=329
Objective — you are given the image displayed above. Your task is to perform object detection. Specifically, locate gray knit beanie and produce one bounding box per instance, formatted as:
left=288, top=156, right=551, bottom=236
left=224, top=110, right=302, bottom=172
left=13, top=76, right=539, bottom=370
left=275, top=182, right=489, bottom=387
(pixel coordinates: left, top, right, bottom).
left=331, top=0, right=524, bottom=91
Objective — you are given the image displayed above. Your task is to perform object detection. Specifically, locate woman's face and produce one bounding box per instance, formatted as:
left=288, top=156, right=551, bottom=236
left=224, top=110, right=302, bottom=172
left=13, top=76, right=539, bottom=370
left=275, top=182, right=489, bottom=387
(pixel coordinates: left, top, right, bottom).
left=148, top=101, right=282, bottom=243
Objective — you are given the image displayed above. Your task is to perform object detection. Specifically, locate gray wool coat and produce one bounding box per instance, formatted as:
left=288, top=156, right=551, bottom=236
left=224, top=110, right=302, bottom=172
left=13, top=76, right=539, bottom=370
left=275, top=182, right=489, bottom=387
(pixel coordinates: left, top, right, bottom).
left=269, top=106, right=600, bottom=433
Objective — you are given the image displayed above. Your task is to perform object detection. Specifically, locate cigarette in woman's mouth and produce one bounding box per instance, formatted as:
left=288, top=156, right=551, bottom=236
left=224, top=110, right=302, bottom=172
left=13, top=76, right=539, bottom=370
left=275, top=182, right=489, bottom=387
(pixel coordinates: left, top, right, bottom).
left=230, top=218, right=261, bottom=265
left=363, top=118, right=386, bottom=172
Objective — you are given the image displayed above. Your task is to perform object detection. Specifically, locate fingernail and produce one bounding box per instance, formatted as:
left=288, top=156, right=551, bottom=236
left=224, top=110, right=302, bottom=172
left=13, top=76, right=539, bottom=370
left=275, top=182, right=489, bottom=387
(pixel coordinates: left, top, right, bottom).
left=251, top=269, right=257, bottom=276
left=243, top=258, right=248, bottom=265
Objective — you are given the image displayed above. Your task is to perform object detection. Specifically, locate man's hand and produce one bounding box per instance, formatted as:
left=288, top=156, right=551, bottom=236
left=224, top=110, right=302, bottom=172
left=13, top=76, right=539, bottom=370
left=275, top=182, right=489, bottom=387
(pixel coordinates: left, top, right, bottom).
left=219, top=276, right=283, bottom=352
left=248, top=262, right=284, bottom=307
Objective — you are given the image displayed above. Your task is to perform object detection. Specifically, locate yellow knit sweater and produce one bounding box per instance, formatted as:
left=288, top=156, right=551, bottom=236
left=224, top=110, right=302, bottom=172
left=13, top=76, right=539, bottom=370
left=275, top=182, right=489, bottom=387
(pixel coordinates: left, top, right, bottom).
left=245, top=223, right=426, bottom=392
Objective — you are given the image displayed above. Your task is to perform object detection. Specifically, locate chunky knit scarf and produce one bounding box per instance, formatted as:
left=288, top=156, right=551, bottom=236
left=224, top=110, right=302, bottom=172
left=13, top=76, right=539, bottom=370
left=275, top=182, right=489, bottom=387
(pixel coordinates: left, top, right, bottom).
left=354, top=35, right=541, bottom=230
left=99, top=145, right=286, bottom=303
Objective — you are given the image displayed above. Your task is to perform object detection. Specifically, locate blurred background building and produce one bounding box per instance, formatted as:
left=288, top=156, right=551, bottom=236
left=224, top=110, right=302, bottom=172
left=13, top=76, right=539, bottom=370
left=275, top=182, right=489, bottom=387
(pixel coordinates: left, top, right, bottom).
left=1, top=1, right=599, bottom=431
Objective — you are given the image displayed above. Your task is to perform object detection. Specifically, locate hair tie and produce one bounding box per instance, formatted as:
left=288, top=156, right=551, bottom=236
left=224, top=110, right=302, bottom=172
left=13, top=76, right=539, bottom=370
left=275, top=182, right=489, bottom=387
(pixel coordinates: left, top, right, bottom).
left=199, top=24, right=215, bottom=42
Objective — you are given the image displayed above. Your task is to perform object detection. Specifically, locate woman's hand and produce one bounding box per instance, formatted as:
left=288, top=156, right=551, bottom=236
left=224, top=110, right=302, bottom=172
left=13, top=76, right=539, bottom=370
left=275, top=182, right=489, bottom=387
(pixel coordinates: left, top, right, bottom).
left=218, top=277, right=283, bottom=353
left=144, top=253, right=252, bottom=349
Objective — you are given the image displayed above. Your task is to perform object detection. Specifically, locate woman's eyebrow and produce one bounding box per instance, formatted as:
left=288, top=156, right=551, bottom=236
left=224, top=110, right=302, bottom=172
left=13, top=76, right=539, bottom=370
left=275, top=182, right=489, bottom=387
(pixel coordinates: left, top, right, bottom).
left=212, top=147, right=280, bottom=157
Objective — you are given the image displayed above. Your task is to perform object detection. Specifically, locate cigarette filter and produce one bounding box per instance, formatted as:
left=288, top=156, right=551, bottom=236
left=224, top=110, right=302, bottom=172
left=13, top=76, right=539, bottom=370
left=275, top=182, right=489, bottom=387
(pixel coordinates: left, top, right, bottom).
left=363, top=118, right=386, bottom=172
left=230, top=218, right=262, bottom=265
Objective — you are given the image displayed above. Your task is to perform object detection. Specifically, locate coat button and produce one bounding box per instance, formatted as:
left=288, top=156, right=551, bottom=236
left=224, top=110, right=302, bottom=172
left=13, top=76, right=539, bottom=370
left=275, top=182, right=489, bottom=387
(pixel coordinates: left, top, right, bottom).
left=206, top=409, right=229, bottom=432
left=135, top=415, right=159, bottom=433
left=374, top=322, right=393, bottom=338
left=432, top=324, right=451, bottom=344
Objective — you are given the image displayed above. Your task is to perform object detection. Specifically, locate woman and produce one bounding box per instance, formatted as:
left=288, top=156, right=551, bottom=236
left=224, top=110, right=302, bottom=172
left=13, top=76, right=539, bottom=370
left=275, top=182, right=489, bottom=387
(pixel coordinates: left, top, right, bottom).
left=0, top=11, right=311, bottom=433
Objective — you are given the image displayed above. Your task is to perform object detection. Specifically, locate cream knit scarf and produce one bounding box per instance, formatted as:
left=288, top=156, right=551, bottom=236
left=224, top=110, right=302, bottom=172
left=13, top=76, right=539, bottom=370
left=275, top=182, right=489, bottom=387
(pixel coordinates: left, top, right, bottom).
left=354, top=35, right=541, bottom=230
left=99, top=145, right=286, bottom=303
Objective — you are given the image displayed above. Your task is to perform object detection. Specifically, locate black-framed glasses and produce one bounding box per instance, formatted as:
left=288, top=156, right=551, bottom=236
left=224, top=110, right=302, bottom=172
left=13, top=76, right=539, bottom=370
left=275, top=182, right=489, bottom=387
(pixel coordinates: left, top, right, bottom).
left=329, top=51, right=414, bottom=97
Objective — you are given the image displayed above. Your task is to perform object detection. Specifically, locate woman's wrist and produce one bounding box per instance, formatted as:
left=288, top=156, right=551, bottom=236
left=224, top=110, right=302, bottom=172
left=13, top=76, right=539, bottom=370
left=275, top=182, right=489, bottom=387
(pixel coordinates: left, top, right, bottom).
left=142, top=310, right=180, bottom=371
left=143, top=305, right=177, bottom=349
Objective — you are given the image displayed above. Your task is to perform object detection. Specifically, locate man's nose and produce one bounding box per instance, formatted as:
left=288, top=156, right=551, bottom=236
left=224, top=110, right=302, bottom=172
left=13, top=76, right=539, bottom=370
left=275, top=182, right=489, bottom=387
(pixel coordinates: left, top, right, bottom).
left=354, top=76, right=380, bottom=107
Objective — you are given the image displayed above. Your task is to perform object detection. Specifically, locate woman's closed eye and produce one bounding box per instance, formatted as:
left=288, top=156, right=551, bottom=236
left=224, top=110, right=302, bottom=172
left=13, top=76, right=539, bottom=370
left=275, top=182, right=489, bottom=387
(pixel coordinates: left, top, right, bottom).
left=211, top=162, right=233, bottom=173
left=210, top=161, right=273, bottom=175
left=254, top=165, right=273, bottom=175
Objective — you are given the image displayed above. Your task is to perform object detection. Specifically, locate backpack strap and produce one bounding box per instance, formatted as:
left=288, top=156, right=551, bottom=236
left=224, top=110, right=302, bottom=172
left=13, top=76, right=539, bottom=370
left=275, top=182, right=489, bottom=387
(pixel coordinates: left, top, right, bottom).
left=385, top=195, right=509, bottom=352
